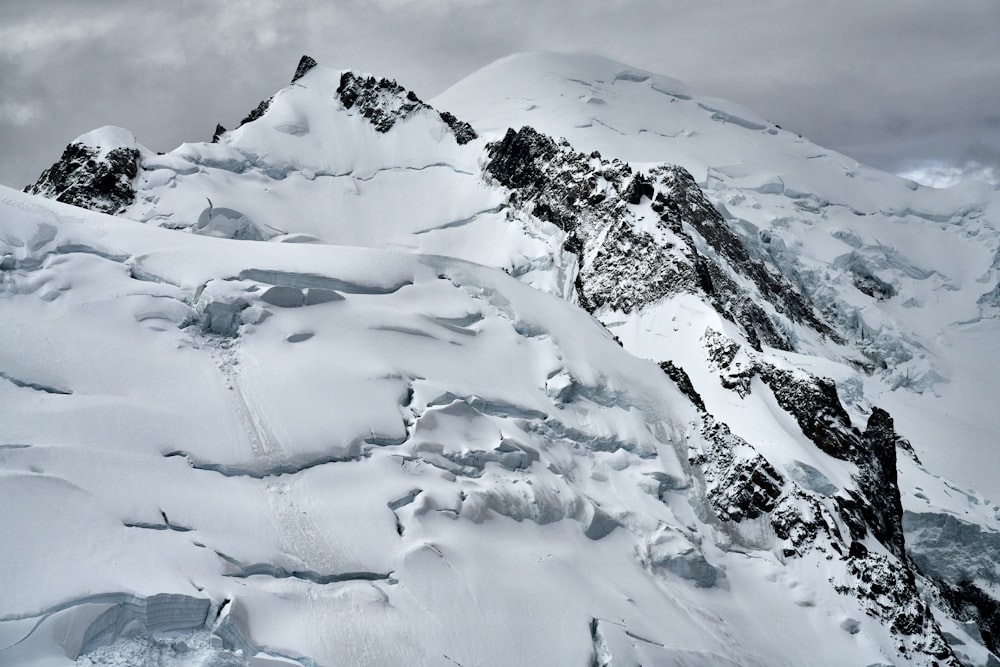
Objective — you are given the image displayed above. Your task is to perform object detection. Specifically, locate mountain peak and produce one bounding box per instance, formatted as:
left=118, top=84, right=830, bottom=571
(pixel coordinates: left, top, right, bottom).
left=23, top=125, right=146, bottom=214
left=291, top=54, right=318, bottom=83
left=335, top=70, right=476, bottom=143
left=7, top=51, right=1000, bottom=667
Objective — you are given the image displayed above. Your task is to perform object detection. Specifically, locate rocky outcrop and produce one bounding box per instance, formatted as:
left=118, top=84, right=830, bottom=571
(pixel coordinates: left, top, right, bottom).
left=25, top=142, right=140, bottom=215
left=336, top=72, right=477, bottom=144
left=485, top=127, right=701, bottom=314
left=855, top=408, right=906, bottom=558
left=660, top=167, right=837, bottom=340
left=237, top=97, right=272, bottom=128
left=696, top=417, right=784, bottom=523
left=484, top=127, right=835, bottom=352
left=696, top=327, right=962, bottom=660
left=770, top=488, right=844, bottom=556
left=757, top=365, right=858, bottom=461
left=702, top=329, right=908, bottom=557
left=484, top=126, right=558, bottom=189
left=836, top=545, right=958, bottom=664
left=438, top=111, right=478, bottom=145
left=291, top=54, right=318, bottom=83
left=658, top=361, right=705, bottom=412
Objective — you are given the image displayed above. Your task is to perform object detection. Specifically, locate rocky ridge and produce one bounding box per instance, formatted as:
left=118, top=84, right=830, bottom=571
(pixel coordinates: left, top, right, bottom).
left=14, top=54, right=1000, bottom=666
left=698, top=327, right=964, bottom=662
left=483, top=121, right=985, bottom=662
left=336, top=71, right=476, bottom=144
left=483, top=126, right=838, bottom=352
left=24, top=140, right=140, bottom=215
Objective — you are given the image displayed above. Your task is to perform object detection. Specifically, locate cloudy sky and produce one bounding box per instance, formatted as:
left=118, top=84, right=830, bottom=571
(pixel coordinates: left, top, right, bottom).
left=2, top=0, right=998, bottom=190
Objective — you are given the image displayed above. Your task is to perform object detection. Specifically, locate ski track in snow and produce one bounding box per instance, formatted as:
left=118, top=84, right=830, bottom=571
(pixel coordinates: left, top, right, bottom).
left=4, top=52, right=1000, bottom=667
left=211, top=341, right=341, bottom=576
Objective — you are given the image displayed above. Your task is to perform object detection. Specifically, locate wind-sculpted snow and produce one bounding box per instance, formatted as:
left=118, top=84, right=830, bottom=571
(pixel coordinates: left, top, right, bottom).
left=0, top=186, right=778, bottom=665
left=5, top=181, right=976, bottom=665
left=11, top=51, right=1000, bottom=665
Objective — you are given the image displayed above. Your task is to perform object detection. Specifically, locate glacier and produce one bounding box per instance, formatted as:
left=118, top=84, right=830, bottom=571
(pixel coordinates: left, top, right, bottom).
left=3, top=52, right=1000, bottom=666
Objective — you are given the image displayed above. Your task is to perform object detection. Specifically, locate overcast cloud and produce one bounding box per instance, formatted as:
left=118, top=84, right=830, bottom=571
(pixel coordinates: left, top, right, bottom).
left=2, top=0, right=998, bottom=189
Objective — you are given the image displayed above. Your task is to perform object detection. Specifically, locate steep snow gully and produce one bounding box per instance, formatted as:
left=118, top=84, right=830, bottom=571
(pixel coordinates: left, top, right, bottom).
left=3, top=52, right=1000, bottom=666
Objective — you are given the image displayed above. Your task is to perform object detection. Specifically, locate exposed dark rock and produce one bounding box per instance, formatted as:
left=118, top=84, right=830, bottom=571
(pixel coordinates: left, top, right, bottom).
left=582, top=218, right=694, bottom=314
left=485, top=127, right=557, bottom=189
left=702, top=329, right=911, bottom=562
left=25, top=142, right=140, bottom=214
left=655, top=166, right=838, bottom=346
left=291, top=55, right=318, bottom=83
left=659, top=360, right=705, bottom=412
left=856, top=408, right=907, bottom=558
left=622, top=172, right=655, bottom=205
left=484, top=127, right=701, bottom=315
left=694, top=417, right=783, bottom=522
left=757, top=365, right=859, bottom=461
left=702, top=328, right=754, bottom=395
left=211, top=124, right=227, bottom=143
left=770, top=488, right=844, bottom=555
left=837, top=552, right=959, bottom=663
left=335, top=72, right=477, bottom=144
left=238, top=97, right=272, bottom=127
left=690, top=252, right=787, bottom=351
left=438, top=111, right=477, bottom=145
left=938, top=579, right=1000, bottom=657
left=484, top=127, right=835, bottom=352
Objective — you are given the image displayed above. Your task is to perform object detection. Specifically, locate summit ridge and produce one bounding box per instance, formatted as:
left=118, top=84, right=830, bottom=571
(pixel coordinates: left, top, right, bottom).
left=5, top=52, right=1000, bottom=666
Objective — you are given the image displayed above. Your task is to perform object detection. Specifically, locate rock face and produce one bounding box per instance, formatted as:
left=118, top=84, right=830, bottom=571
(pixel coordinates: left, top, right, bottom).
left=25, top=141, right=139, bottom=215
left=485, top=127, right=699, bottom=314
left=484, top=126, right=835, bottom=351
left=291, top=54, right=318, bottom=83
left=661, top=166, right=837, bottom=341
left=15, top=53, right=1000, bottom=666
left=697, top=327, right=958, bottom=661
left=482, top=125, right=987, bottom=661
left=336, top=72, right=477, bottom=144
left=238, top=97, right=272, bottom=128
left=211, top=123, right=227, bottom=143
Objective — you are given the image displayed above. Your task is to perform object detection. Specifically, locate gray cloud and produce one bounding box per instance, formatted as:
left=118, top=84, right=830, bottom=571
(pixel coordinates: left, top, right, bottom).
left=2, top=0, right=998, bottom=188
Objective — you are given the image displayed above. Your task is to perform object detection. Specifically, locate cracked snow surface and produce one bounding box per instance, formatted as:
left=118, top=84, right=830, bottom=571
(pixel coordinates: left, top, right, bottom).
left=6, top=52, right=1000, bottom=666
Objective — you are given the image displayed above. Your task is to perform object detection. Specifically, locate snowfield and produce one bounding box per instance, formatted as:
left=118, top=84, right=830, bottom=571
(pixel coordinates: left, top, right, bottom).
left=4, top=52, right=1000, bottom=666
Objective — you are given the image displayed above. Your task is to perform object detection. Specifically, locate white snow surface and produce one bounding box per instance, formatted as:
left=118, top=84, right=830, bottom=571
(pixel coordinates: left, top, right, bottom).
left=73, top=126, right=146, bottom=159
left=0, top=186, right=891, bottom=666
left=4, top=52, right=1000, bottom=666
left=436, top=52, right=1000, bottom=497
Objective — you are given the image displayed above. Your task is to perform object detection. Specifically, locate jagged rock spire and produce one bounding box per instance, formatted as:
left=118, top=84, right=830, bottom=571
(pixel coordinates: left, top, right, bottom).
left=292, top=54, right=318, bottom=83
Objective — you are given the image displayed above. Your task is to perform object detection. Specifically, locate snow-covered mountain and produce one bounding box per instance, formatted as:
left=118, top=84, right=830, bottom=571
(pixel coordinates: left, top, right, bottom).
left=4, top=52, right=1000, bottom=666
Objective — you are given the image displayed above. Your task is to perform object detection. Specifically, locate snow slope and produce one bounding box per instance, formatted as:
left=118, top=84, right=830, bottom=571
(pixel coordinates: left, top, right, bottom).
left=6, top=52, right=1000, bottom=666
left=0, top=186, right=920, bottom=667
left=435, top=52, right=1000, bottom=496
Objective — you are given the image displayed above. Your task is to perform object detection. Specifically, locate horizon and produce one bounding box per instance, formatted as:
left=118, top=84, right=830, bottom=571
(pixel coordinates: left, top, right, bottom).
left=2, top=2, right=998, bottom=190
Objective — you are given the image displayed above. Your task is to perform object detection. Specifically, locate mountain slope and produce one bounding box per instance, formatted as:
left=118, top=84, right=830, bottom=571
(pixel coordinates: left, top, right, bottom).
left=5, top=52, right=1000, bottom=666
